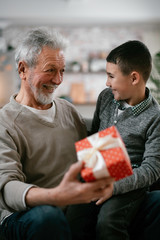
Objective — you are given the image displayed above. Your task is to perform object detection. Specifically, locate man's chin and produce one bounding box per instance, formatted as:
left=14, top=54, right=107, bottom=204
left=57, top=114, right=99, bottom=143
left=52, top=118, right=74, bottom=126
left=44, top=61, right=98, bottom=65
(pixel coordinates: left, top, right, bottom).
left=36, top=93, right=55, bottom=105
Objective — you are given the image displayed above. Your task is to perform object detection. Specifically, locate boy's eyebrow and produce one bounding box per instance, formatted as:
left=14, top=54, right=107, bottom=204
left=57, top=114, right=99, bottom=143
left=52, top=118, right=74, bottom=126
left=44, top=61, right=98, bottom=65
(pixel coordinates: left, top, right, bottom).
left=106, top=71, right=113, bottom=75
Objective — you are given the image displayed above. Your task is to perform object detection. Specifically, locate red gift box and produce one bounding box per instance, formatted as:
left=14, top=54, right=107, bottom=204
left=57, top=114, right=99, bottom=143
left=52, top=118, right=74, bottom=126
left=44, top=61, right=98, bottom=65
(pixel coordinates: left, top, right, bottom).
left=75, top=126, right=133, bottom=182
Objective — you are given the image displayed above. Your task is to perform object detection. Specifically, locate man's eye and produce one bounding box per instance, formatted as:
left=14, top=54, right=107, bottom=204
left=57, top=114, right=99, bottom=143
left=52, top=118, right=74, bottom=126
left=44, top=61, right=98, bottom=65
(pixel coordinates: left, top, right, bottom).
left=60, top=69, right=65, bottom=75
left=47, top=69, right=55, bottom=72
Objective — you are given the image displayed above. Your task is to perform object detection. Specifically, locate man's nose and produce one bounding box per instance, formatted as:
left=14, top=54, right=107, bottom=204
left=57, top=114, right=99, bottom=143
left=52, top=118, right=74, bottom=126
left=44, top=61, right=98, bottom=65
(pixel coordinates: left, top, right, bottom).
left=53, top=72, right=63, bottom=85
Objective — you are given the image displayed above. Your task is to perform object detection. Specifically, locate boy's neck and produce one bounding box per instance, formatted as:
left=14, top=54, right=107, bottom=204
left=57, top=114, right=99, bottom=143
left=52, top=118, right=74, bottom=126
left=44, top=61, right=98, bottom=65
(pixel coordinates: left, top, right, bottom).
left=125, top=88, right=146, bottom=106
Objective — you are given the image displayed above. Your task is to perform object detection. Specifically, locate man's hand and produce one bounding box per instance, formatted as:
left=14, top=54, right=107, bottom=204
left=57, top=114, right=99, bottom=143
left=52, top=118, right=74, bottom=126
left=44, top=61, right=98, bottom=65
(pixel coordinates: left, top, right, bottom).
left=25, top=161, right=114, bottom=207
left=52, top=161, right=114, bottom=206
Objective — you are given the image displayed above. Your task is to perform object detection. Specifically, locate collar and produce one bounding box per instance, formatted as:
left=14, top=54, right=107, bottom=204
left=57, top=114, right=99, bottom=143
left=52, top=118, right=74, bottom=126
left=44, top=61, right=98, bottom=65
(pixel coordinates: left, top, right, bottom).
left=113, top=88, right=152, bottom=116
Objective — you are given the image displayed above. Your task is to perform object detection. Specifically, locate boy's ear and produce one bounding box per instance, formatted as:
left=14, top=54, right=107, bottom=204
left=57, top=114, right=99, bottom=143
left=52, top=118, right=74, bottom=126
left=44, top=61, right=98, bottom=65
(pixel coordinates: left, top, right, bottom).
left=18, top=61, right=28, bottom=80
left=130, top=71, right=140, bottom=85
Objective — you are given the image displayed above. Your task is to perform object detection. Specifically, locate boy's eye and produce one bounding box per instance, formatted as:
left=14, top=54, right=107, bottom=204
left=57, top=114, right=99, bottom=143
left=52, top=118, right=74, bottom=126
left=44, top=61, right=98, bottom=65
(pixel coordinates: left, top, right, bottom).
left=109, top=75, right=114, bottom=78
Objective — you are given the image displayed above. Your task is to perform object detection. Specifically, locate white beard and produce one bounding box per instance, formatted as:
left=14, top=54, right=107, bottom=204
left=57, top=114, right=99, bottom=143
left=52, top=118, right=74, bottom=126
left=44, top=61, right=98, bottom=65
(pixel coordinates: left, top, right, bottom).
left=28, top=74, right=58, bottom=105
left=33, top=86, right=58, bottom=105
left=36, top=90, right=54, bottom=105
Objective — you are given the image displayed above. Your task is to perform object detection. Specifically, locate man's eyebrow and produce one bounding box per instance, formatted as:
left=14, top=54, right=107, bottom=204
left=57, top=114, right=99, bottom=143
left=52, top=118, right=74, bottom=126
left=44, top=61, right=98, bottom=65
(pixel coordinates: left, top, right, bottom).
left=47, top=64, right=56, bottom=67
left=46, top=64, right=66, bottom=68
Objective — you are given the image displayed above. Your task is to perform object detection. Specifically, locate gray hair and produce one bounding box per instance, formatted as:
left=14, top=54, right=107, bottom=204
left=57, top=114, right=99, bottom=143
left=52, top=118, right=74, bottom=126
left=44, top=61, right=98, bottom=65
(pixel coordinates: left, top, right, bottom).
left=15, top=27, right=68, bottom=71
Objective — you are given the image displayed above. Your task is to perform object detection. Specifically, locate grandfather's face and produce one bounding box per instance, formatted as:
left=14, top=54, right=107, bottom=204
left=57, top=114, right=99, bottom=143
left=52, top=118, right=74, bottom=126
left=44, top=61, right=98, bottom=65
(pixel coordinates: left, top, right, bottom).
left=27, top=46, right=65, bottom=105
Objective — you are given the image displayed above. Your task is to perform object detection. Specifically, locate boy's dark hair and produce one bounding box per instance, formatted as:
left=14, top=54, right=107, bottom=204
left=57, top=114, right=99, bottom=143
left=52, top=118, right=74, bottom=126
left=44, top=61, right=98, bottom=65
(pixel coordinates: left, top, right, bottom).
left=106, top=40, right=152, bottom=82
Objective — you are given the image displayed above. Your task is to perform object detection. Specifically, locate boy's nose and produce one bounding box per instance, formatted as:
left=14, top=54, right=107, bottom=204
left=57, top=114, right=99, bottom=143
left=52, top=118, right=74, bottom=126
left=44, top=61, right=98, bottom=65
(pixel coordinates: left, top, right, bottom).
left=106, top=79, right=111, bottom=87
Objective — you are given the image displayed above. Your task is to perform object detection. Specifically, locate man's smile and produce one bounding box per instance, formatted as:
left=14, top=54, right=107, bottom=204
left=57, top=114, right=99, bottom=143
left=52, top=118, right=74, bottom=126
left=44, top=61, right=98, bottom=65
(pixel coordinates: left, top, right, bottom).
left=42, top=84, right=57, bottom=93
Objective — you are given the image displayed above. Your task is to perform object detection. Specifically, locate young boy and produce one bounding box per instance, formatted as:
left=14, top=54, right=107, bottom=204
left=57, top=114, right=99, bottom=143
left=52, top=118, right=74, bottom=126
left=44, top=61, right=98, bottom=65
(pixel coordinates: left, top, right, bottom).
left=66, top=40, right=160, bottom=240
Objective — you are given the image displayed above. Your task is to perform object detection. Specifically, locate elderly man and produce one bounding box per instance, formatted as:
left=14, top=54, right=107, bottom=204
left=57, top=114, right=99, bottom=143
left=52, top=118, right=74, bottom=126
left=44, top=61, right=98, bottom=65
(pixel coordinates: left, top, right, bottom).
left=0, top=28, right=113, bottom=240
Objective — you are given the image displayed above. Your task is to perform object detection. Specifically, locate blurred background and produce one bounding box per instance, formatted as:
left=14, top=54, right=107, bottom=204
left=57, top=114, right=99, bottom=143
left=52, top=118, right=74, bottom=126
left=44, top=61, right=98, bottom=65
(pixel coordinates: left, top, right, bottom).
left=0, top=0, right=160, bottom=118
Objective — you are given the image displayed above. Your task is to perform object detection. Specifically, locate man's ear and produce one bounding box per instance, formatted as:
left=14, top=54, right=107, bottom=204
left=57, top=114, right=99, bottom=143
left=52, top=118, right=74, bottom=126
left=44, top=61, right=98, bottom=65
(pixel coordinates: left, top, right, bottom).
left=18, top=61, right=28, bottom=80
left=130, top=71, right=140, bottom=85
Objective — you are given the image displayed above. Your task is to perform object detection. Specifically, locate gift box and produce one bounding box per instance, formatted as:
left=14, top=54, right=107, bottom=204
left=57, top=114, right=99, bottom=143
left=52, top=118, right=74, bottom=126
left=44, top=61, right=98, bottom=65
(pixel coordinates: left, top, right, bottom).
left=75, top=126, right=133, bottom=182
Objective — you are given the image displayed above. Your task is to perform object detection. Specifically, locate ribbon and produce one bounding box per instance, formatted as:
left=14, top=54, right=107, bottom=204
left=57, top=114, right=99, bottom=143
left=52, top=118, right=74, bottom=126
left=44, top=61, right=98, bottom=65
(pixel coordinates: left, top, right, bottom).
left=77, top=132, right=129, bottom=179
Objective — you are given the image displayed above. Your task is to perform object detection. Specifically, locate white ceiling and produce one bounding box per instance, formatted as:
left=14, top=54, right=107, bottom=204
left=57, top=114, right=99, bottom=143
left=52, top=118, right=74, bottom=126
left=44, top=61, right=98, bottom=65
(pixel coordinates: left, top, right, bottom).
left=0, top=0, right=160, bottom=26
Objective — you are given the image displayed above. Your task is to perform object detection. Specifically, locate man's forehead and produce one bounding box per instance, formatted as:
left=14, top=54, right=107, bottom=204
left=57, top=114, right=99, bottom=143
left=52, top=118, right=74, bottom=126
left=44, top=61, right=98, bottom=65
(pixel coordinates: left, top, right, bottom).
left=40, top=46, right=64, bottom=57
left=37, top=46, right=65, bottom=65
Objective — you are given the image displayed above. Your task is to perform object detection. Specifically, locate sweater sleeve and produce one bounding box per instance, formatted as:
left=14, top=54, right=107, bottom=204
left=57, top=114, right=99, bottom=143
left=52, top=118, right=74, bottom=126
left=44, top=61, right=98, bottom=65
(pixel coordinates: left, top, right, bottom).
left=0, top=126, right=34, bottom=212
left=113, top=113, right=160, bottom=195
left=90, top=92, right=102, bottom=134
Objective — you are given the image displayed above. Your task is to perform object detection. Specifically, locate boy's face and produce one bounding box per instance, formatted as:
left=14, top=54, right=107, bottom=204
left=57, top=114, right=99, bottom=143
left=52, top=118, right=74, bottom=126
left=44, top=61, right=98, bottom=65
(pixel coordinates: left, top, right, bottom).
left=106, top=62, right=133, bottom=103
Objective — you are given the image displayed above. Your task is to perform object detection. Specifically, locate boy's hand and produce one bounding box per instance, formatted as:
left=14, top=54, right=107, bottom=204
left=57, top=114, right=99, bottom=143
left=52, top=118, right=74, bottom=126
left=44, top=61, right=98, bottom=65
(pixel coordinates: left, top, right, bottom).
left=95, top=183, right=114, bottom=205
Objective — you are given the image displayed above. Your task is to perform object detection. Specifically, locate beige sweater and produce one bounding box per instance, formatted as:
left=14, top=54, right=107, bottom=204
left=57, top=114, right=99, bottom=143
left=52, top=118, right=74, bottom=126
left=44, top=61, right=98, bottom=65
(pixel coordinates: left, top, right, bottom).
left=0, top=95, right=87, bottom=221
